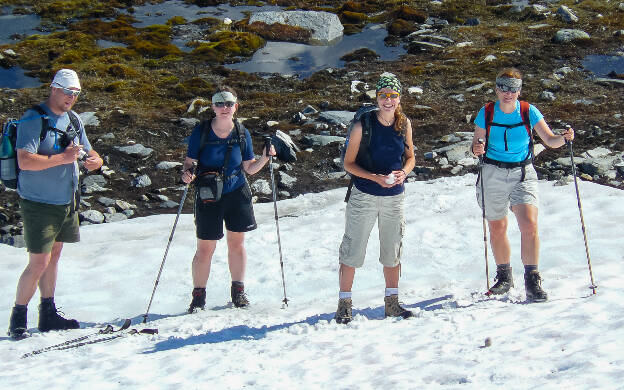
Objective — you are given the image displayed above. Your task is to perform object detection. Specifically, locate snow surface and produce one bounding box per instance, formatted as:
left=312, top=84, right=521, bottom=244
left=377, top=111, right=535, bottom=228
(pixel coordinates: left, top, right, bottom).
left=1, top=174, right=623, bottom=389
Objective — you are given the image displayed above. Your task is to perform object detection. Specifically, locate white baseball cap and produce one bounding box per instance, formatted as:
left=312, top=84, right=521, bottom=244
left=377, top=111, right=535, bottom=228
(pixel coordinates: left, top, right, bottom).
left=50, top=68, right=81, bottom=90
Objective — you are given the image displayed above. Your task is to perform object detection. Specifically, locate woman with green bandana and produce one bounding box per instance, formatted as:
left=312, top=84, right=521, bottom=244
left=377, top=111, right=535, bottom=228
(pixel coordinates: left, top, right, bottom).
left=180, top=86, right=275, bottom=312
left=334, top=73, right=416, bottom=324
left=471, top=67, right=574, bottom=302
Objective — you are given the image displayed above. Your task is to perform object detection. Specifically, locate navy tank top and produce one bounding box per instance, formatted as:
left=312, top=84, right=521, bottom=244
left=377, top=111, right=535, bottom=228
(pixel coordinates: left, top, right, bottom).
left=353, top=115, right=405, bottom=196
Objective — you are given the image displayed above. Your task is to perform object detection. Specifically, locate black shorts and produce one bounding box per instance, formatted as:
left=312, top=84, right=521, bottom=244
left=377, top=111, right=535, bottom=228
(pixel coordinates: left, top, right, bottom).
left=194, top=182, right=257, bottom=240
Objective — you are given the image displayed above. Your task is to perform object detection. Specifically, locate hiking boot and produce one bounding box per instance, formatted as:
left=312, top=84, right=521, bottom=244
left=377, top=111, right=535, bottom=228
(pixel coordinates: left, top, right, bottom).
left=188, top=288, right=206, bottom=314
left=384, top=295, right=414, bottom=319
left=525, top=270, right=548, bottom=302
left=488, top=266, right=514, bottom=295
left=38, top=299, right=80, bottom=332
left=231, top=282, right=249, bottom=308
left=334, top=298, right=353, bottom=324
left=8, top=306, right=28, bottom=340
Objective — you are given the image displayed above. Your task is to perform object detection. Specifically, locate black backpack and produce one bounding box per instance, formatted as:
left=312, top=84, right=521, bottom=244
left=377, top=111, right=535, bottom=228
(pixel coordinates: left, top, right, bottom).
left=197, top=119, right=246, bottom=177
left=0, top=105, right=81, bottom=189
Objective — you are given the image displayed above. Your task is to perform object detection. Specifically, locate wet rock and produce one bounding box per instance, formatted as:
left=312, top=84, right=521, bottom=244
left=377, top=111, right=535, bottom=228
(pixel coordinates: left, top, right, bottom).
left=249, top=11, right=343, bottom=44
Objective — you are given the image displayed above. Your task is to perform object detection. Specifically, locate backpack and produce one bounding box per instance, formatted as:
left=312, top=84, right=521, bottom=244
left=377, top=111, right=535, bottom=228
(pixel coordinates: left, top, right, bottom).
left=0, top=105, right=82, bottom=190
left=483, top=100, right=533, bottom=160
left=340, top=104, right=408, bottom=202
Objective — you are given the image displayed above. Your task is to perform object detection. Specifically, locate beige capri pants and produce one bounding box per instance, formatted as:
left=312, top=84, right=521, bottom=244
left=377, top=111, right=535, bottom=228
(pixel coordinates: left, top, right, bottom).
left=339, top=187, right=405, bottom=268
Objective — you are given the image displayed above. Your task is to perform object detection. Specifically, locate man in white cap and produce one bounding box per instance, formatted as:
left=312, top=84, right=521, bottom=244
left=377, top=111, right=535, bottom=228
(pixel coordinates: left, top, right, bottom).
left=7, top=68, right=103, bottom=339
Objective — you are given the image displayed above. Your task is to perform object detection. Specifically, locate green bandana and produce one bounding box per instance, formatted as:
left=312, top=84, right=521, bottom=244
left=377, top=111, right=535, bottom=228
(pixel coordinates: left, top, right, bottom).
left=376, top=74, right=402, bottom=94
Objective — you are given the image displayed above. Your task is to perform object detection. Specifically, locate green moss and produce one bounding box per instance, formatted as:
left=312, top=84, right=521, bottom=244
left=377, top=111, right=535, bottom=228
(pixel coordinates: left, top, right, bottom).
left=396, top=5, right=427, bottom=23
left=388, top=19, right=415, bottom=37
left=246, top=21, right=311, bottom=43
left=34, top=0, right=123, bottom=23
left=341, top=11, right=368, bottom=23
left=343, top=24, right=363, bottom=35
left=107, top=63, right=138, bottom=78
left=166, top=16, right=187, bottom=26
left=191, top=31, right=264, bottom=62
left=104, top=80, right=126, bottom=92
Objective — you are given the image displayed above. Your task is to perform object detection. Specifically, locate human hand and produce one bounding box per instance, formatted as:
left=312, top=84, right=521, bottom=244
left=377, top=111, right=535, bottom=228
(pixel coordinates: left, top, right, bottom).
left=181, top=168, right=196, bottom=184
left=83, top=155, right=103, bottom=171
left=62, top=142, right=83, bottom=164
left=472, top=138, right=485, bottom=156
left=562, top=126, right=574, bottom=142
left=391, top=169, right=408, bottom=185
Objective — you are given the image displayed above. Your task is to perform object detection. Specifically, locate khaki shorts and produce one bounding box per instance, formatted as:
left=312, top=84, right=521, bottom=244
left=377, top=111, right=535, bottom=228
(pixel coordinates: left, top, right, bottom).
left=20, top=198, right=80, bottom=254
left=476, top=163, right=539, bottom=221
left=339, top=187, right=405, bottom=268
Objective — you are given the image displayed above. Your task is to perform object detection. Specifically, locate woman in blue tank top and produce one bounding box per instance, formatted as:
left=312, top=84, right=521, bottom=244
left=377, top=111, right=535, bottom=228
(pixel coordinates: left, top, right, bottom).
left=471, top=67, right=574, bottom=302
left=334, top=74, right=416, bottom=324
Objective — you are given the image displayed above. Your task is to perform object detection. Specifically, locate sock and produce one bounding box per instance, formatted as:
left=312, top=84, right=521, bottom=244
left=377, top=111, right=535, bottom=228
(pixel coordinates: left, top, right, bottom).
left=232, top=281, right=244, bottom=288
left=524, top=265, right=538, bottom=274
left=497, top=263, right=511, bottom=271
left=385, top=288, right=399, bottom=297
left=13, top=304, right=27, bottom=311
left=192, top=287, right=205, bottom=294
left=40, top=297, right=54, bottom=305
left=339, top=291, right=352, bottom=299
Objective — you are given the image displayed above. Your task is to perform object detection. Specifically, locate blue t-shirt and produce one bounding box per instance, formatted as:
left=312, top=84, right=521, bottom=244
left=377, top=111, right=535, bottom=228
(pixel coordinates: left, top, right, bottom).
left=187, top=121, right=254, bottom=194
left=16, top=104, right=91, bottom=205
left=474, top=101, right=544, bottom=163
left=353, top=116, right=405, bottom=196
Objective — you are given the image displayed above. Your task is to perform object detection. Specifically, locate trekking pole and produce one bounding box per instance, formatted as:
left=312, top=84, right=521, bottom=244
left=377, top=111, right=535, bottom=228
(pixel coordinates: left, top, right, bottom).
left=567, top=139, right=597, bottom=294
left=142, top=163, right=197, bottom=323
left=265, top=136, right=289, bottom=307
left=477, top=138, right=490, bottom=292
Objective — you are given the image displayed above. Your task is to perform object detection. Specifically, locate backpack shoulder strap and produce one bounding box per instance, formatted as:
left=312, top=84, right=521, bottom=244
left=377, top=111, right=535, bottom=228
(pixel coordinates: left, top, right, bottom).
left=31, top=104, right=50, bottom=141
left=67, top=110, right=83, bottom=138
left=360, top=110, right=373, bottom=148
left=519, top=100, right=534, bottom=159
left=483, top=101, right=495, bottom=151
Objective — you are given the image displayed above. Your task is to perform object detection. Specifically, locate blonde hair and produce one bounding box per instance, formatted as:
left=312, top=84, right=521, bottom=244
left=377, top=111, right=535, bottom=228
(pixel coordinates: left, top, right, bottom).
left=394, top=104, right=407, bottom=134
left=496, top=67, right=522, bottom=80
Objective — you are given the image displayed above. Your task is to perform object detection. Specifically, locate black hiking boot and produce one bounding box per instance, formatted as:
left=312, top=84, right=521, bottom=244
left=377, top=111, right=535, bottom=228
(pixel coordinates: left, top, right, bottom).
left=334, top=298, right=353, bottom=324
left=488, top=266, right=514, bottom=295
left=384, top=295, right=414, bottom=319
left=231, top=282, right=249, bottom=308
left=525, top=270, right=548, bottom=302
left=38, top=299, right=80, bottom=332
left=8, top=306, right=28, bottom=340
left=188, top=288, right=206, bottom=314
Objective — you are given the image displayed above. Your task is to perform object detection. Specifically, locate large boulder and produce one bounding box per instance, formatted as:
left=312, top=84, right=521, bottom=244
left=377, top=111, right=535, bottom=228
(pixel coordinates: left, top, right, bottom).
left=249, top=11, right=343, bottom=44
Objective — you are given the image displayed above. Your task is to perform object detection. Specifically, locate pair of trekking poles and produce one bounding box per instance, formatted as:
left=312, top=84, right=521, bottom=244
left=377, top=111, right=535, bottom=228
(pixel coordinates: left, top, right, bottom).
left=142, top=137, right=288, bottom=323
left=478, top=138, right=597, bottom=295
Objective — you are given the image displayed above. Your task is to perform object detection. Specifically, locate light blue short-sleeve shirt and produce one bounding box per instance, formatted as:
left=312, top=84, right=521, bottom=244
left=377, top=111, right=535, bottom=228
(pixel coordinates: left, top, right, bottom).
left=474, top=101, right=543, bottom=162
left=16, top=103, right=91, bottom=205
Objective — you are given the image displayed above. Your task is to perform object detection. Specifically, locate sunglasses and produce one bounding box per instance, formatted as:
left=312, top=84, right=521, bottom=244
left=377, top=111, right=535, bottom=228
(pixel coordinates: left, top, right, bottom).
left=53, top=83, right=81, bottom=97
left=214, top=101, right=236, bottom=108
left=496, top=84, right=520, bottom=93
left=377, top=92, right=400, bottom=99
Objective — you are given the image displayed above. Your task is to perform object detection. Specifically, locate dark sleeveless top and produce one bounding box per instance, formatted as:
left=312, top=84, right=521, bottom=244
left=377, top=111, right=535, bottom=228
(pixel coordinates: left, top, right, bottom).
left=353, top=116, right=405, bottom=196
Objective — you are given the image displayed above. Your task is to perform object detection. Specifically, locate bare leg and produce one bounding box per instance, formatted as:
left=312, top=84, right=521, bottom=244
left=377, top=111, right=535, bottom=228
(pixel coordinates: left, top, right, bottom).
left=339, top=264, right=355, bottom=292
left=488, top=217, right=511, bottom=265
left=192, top=239, right=217, bottom=288
left=512, top=204, right=539, bottom=266
left=38, top=242, right=64, bottom=298
left=226, top=230, right=246, bottom=282
left=383, top=265, right=399, bottom=289
left=15, top=251, right=52, bottom=305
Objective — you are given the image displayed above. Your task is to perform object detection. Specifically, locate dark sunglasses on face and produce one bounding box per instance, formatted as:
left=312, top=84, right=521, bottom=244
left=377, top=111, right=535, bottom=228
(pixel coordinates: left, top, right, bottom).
left=214, top=101, right=236, bottom=108
left=496, top=84, right=520, bottom=93
left=377, top=92, right=400, bottom=99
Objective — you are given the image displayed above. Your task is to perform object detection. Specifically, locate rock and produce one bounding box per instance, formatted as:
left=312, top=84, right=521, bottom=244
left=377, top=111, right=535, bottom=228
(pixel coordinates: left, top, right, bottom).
left=115, top=200, right=134, bottom=211
left=557, top=6, right=579, bottom=23
left=122, top=209, right=135, bottom=218
left=318, top=111, right=355, bottom=126
left=100, top=133, right=115, bottom=140
left=97, top=196, right=116, bottom=207
left=159, top=200, right=179, bottom=208
left=83, top=175, right=107, bottom=187
left=132, top=174, right=152, bottom=188
left=465, top=18, right=480, bottom=26
left=179, top=118, right=200, bottom=128
left=440, top=134, right=461, bottom=143
left=278, top=171, right=297, bottom=189
left=301, top=134, right=345, bottom=147
left=115, top=144, right=154, bottom=158
left=434, top=140, right=472, bottom=164
left=79, top=112, right=100, bottom=127
left=155, top=161, right=183, bottom=170
left=187, top=98, right=210, bottom=114
left=105, top=213, right=128, bottom=223
left=595, top=78, right=624, bottom=87
left=466, top=83, right=489, bottom=92
left=424, top=17, right=449, bottom=27
left=249, top=11, right=344, bottom=44
left=251, top=179, right=272, bottom=195
left=584, top=147, right=612, bottom=159
left=482, top=55, right=497, bottom=62
left=80, top=210, right=105, bottom=224
left=450, top=94, right=465, bottom=103
left=408, top=86, right=423, bottom=94
left=553, top=29, right=590, bottom=43
left=301, top=105, right=318, bottom=115
left=424, top=151, right=437, bottom=159
left=540, top=91, right=556, bottom=101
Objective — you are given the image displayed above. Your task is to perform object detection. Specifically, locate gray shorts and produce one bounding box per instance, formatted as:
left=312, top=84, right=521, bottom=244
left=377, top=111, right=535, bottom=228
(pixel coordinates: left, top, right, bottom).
left=339, top=187, right=405, bottom=268
left=476, top=163, right=539, bottom=221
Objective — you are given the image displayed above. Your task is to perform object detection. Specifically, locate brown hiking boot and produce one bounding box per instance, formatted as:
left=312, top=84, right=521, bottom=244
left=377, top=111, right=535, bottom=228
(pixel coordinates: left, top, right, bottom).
left=334, top=298, right=352, bottom=324
left=384, top=295, right=414, bottom=319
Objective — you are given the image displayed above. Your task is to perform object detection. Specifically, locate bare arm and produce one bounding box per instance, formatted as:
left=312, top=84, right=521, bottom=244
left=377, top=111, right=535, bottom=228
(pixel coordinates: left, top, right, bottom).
left=83, top=149, right=103, bottom=172
left=181, top=156, right=197, bottom=184
left=17, top=142, right=82, bottom=171
left=533, top=119, right=574, bottom=148
left=242, top=144, right=276, bottom=176
left=471, top=125, right=487, bottom=156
